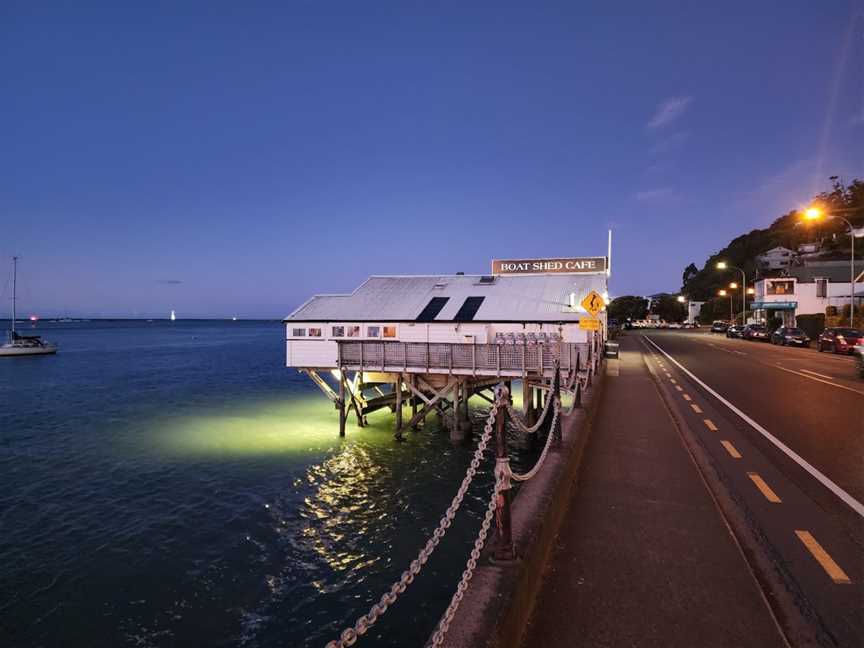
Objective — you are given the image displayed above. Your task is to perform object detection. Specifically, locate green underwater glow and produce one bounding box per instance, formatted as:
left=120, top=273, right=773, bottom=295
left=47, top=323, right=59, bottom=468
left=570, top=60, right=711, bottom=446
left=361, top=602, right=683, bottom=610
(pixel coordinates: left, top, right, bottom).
left=148, top=394, right=409, bottom=458
left=143, top=380, right=563, bottom=459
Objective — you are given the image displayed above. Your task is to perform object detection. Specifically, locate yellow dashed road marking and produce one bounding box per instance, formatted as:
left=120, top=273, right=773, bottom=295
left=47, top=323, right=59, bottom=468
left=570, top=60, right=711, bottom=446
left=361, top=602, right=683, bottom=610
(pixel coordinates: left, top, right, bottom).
left=795, top=530, right=852, bottom=584
left=748, top=472, right=782, bottom=503
left=682, top=394, right=691, bottom=401
left=674, top=385, right=683, bottom=392
left=721, top=440, right=742, bottom=459
left=690, top=404, right=703, bottom=414
left=670, top=378, right=677, bottom=384
left=703, top=419, right=718, bottom=431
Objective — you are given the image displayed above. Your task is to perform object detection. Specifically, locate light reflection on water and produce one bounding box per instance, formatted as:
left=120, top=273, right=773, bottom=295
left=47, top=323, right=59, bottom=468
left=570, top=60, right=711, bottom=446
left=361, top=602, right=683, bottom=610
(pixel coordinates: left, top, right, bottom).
left=1, top=321, right=540, bottom=648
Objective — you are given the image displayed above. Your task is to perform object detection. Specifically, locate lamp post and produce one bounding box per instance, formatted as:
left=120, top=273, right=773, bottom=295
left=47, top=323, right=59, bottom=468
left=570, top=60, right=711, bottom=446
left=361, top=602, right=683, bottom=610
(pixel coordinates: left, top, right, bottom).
left=718, top=289, right=734, bottom=322
left=716, top=262, right=747, bottom=325
left=802, top=206, right=859, bottom=327
left=677, top=294, right=687, bottom=323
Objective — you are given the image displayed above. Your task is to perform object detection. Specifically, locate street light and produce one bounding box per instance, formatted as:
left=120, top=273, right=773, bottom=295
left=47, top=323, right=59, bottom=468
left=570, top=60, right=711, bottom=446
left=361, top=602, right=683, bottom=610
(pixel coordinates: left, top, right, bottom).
left=716, top=261, right=747, bottom=325
left=718, top=289, right=734, bottom=321
left=729, top=282, right=738, bottom=289
left=677, top=295, right=686, bottom=303
left=800, top=205, right=858, bottom=327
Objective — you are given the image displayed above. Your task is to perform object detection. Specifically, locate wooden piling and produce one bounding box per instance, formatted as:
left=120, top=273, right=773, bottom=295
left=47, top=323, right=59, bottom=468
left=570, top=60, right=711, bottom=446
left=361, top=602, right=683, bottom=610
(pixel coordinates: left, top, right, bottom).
left=394, top=374, right=403, bottom=438
left=338, top=371, right=346, bottom=437
left=494, top=405, right=515, bottom=560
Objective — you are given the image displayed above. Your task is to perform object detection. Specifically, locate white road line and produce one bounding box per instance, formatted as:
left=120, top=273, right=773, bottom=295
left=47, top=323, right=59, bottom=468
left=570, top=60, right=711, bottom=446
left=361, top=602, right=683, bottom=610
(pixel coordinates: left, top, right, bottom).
left=643, top=335, right=864, bottom=519
left=771, top=364, right=864, bottom=397
left=800, top=368, right=834, bottom=380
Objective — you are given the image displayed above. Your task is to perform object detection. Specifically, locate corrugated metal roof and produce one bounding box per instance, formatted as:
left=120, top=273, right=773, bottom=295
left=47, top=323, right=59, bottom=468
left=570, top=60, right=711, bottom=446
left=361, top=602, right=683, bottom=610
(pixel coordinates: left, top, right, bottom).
left=285, top=274, right=608, bottom=322
left=790, top=260, right=862, bottom=283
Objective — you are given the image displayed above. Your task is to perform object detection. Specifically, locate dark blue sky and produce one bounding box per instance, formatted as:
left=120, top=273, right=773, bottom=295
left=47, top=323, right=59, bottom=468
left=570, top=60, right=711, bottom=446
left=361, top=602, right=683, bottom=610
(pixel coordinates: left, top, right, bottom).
left=2, top=1, right=862, bottom=318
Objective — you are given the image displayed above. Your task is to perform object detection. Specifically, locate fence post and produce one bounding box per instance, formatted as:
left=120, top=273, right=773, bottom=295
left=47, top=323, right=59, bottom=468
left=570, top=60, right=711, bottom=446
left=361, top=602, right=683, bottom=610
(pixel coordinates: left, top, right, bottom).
left=552, top=363, right=562, bottom=444
left=494, top=406, right=515, bottom=561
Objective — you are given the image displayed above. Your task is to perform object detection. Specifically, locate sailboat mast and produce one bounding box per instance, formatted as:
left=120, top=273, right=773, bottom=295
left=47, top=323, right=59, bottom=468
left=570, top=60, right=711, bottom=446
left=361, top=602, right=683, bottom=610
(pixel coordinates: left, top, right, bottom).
left=11, top=256, right=17, bottom=334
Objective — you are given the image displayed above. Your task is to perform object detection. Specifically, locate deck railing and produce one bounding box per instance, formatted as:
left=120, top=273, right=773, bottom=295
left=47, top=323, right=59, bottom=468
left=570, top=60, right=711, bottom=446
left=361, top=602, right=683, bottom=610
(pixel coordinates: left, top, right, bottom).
left=337, top=340, right=593, bottom=376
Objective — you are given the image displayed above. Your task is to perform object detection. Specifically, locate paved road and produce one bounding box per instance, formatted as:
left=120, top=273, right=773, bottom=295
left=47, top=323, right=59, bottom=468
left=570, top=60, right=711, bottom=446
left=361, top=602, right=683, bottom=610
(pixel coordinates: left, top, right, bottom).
left=640, top=330, right=864, bottom=647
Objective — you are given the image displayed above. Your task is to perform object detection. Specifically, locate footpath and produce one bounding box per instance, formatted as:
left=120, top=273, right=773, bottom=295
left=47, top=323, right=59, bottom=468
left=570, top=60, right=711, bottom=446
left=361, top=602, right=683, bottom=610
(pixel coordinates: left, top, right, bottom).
left=520, top=335, right=786, bottom=648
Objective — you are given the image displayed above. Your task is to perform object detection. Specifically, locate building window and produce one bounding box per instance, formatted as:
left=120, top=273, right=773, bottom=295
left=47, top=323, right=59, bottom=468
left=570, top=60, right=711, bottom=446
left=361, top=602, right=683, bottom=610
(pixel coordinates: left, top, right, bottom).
left=767, top=280, right=794, bottom=295
left=292, top=328, right=306, bottom=337
left=347, top=326, right=361, bottom=337
left=308, top=327, right=322, bottom=337
left=816, top=278, right=827, bottom=298
left=367, top=326, right=380, bottom=338
left=332, top=326, right=345, bottom=337
left=383, top=326, right=397, bottom=338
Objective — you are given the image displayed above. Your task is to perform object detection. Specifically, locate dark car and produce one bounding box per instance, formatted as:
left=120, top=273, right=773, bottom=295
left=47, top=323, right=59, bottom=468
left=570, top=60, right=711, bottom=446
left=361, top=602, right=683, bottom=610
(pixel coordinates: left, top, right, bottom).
left=770, top=326, right=810, bottom=347
left=855, top=345, right=864, bottom=378
left=726, top=324, right=745, bottom=338
left=710, top=320, right=729, bottom=333
left=817, top=328, right=863, bottom=354
left=742, top=324, right=769, bottom=341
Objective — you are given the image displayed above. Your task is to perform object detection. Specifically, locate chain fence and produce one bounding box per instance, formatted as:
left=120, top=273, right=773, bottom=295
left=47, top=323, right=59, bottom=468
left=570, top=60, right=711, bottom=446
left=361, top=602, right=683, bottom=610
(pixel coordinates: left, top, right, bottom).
left=324, top=362, right=582, bottom=648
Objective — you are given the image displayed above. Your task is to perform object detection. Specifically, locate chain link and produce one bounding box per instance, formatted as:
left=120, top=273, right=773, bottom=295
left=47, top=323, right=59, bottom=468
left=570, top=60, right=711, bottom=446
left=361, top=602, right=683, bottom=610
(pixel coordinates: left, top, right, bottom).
left=502, top=384, right=554, bottom=434
left=430, top=469, right=503, bottom=646
left=323, top=387, right=506, bottom=648
left=510, top=399, right=560, bottom=482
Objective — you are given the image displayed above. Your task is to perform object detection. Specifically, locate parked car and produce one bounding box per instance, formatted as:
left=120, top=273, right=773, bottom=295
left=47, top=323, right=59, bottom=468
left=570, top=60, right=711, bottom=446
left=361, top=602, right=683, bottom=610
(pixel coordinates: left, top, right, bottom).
left=726, top=324, right=745, bottom=338
left=770, top=326, right=810, bottom=347
left=710, top=320, right=729, bottom=333
left=854, top=345, right=864, bottom=378
left=817, top=328, right=863, bottom=354
left=742, top=324, right=769, bottom=341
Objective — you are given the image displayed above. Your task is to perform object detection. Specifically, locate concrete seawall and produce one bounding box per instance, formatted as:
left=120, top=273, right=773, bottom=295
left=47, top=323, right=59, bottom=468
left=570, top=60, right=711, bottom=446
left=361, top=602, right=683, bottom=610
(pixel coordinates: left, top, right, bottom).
left=432, top=366, right=607, bottom=648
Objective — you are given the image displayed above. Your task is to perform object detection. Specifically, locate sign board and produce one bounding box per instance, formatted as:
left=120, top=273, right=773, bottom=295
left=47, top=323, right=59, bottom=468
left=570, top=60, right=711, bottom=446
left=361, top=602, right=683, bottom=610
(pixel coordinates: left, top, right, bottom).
left=492, top=257, right=607, bottom=275
left=580, top=290, right=605, bottom=317
left=579, top=319, right=601, bottom=331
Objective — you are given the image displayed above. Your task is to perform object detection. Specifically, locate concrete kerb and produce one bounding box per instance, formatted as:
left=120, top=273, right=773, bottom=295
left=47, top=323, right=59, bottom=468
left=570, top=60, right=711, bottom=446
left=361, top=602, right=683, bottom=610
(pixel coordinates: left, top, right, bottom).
left=429, top=365, right=607, bottom=648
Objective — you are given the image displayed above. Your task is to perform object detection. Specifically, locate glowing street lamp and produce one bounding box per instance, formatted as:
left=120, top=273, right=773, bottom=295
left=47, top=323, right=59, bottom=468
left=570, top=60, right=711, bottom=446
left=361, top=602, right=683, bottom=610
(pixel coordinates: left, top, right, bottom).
left=729, top=282, right=738, bottom=289
left=718, top=289, right=734, bottom=321
left=716, top=261, right=747, bottom=325
left=800, top=205, right=858, bottom=327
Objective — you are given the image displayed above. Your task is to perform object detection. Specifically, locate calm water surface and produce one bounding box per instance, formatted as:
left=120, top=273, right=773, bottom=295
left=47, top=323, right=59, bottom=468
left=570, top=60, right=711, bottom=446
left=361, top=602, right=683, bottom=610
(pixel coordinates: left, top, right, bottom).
left=0, top=321, right=534, bottom=648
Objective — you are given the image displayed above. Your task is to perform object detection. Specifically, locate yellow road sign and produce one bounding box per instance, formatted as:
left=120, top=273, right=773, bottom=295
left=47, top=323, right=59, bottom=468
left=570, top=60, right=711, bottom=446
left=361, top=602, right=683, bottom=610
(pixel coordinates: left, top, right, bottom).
left=580, top=290, right=605, bottom=317
left=579, top=319, right=601, bottom=331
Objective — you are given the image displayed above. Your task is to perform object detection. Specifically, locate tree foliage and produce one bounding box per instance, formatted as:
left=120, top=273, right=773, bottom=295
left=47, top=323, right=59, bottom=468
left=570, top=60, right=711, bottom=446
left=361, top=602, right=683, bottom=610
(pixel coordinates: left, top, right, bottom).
left=608, top=295, right=648, bottom=321
left=651, top=293, right=687, bottom=322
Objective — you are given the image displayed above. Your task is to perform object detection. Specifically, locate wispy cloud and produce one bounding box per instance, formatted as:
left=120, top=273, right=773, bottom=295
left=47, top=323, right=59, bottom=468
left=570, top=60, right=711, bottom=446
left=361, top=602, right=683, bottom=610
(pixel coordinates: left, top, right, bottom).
left=650, top=130, right=690, bottom=154
left=157, top=279, right=183, bottom=285
left=647, top=96, right=693, bottom=129
left=635, top=188, right=676, bottom=203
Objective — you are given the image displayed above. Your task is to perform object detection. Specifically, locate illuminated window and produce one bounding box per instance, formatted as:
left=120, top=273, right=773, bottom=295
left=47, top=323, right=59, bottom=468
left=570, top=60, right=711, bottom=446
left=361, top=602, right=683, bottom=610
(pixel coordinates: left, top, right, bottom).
left=292, top=328, right=306, bottom=337
left=347, top=326, right=361, bottom=337
left=383, top=326, right=397, bottom=338
left=816, top=279, right=827, bottom=298
left=767, top=280, right=794, bottom=295
left=367, top=326, right=380, bottom=338
left=332, top=326, right=345, bottom=337
left=308, top=328, right=322, bottom=337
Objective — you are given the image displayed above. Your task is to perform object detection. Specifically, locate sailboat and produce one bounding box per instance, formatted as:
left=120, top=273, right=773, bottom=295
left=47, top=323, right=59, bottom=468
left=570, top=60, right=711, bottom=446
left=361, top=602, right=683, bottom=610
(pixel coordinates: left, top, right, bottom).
left=170, top=309, right=176, bottom=321
left=0, top=257, right=58, bottom=357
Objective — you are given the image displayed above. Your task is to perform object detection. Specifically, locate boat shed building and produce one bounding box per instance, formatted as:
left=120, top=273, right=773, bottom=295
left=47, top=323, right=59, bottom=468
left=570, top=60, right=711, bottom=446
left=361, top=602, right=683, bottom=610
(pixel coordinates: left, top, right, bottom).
left=284, top=258, right=608, bottom=437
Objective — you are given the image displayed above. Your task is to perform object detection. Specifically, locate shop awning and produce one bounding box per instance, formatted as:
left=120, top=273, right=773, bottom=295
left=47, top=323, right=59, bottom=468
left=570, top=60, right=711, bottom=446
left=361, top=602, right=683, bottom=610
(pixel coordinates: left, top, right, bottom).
left=751, top=301, right=797, bottom=310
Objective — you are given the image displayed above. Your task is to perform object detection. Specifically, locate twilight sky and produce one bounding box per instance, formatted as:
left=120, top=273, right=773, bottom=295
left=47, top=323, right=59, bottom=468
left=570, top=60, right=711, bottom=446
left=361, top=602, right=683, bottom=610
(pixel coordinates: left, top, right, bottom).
left=2, top=1, right=863, bottom=318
